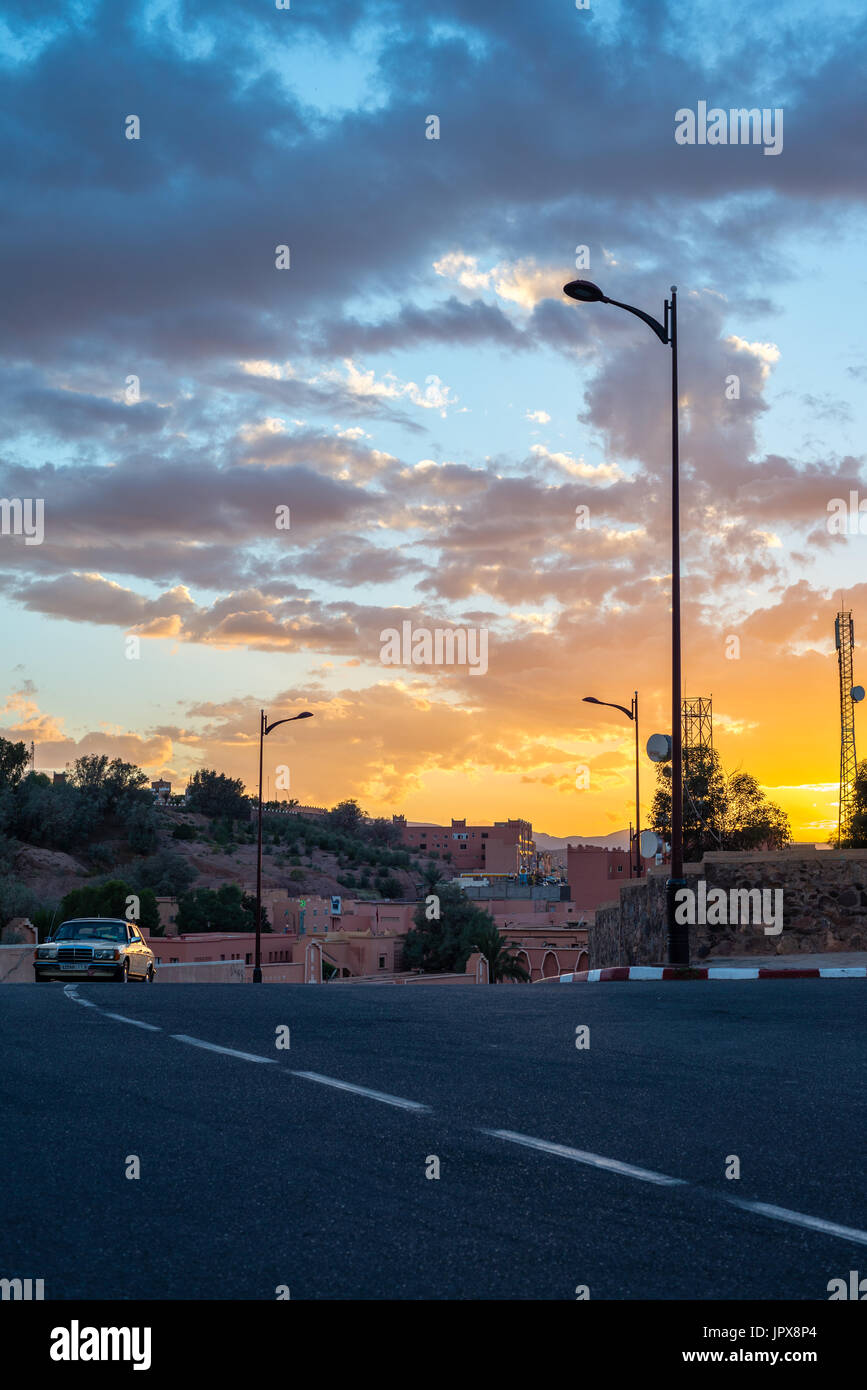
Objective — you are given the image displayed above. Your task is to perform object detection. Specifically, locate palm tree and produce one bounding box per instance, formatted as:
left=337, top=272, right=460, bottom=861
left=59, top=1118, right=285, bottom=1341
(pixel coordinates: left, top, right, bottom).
left=469, top=920, right=530, bottom=983
left=421, top=862, right=443, bottom=896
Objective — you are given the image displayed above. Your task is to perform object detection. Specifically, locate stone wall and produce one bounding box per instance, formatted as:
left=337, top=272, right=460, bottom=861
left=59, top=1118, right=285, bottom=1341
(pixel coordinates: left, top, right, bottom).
left=588, top=850, right=867, bottom=967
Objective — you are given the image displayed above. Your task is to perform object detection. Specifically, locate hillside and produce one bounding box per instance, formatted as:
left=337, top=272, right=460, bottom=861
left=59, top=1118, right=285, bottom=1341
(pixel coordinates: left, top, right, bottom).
left=2, top=801, right=450, bottom=930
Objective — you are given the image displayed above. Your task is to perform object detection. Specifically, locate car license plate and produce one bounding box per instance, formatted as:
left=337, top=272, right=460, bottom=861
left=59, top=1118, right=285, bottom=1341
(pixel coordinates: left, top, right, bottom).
left=60, top=963, right=88, bottom=971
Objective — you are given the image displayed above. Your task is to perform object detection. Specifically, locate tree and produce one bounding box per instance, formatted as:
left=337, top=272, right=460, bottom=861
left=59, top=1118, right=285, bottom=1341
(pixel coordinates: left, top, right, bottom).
left=0, top=877, right=42, bottom=931
left=650, top=749, right=791, bottom=859
left=127, top=803, right=159, bottom=854
left=402, top=883, right=496, bottom=974
left=58, top=880, right=159, bottom=936
left=650, top=747, right=727, bottom=861
left=68, top=755, right=148, bottom=813
left=421, top=863, right=443, bottom=896
left=839, top=759, right=867, bottom=847
left=328, top=799, right=364, bottom=836
left=366, top=816, right=401, bottom=847
left=186, top=769, right=250, bottom=821
left=722, top=771, right=791, bottom=851
left=12, top=774, right=98, bottom=851
left=375, top=873, right=403, bottom=899
left=466, top=920, right=531, bottom=983
left=0, top=738, right=30, bottom=790
left=175, top=884, right=268, bottom=934
left=131, top=848, right=195, bottom=897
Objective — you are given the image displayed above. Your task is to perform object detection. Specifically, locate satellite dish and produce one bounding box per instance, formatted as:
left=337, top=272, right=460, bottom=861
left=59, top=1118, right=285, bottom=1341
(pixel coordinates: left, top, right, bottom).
left=852, top=686, right=865, bottom=703
left=639, top=830, right=661, bottom=858
left=646, top=733, right=672, bottom=764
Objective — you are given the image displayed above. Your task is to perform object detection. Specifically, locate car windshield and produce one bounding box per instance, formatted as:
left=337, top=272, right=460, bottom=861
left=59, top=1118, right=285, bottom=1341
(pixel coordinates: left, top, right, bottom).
left=54, top=921, right=127, bottom=942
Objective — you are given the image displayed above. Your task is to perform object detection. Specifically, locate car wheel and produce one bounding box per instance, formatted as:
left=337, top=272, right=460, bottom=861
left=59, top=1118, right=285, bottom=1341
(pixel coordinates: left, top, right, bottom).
left=145, top=964, right=154, bottom=983
left=117, top=960, right=130, bottom=983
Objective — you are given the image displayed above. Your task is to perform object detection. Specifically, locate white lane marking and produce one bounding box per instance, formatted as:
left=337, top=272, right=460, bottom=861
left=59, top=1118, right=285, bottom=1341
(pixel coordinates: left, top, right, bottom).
left=726, top=1198, right=867, bottom=1246
left=481, top=1128, right=686, bottom=1186
left=63, top=985, right=98, bottom=1008
left=290, top=1069, right=430, bottom=1112
left=171, top=1034, right=277, bottom=1064
left=103, top=1012, right=161, bottom=1031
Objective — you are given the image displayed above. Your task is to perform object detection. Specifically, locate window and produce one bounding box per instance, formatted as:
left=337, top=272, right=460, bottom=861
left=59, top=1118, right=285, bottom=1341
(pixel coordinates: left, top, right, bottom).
left=379, top=955, right=386, bottom=969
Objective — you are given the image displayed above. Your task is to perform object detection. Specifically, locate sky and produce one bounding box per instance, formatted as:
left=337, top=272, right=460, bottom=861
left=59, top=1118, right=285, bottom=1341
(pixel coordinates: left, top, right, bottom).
left=2, top=0, right=867, bottom=839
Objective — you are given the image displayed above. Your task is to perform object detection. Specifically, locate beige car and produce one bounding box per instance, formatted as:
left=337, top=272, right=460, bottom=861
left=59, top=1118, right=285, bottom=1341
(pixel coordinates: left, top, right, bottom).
left=34, top=918, right=155, bottom=983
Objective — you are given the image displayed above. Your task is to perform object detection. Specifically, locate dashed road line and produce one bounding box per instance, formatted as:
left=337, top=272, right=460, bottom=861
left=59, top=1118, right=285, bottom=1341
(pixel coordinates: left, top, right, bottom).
left=481, top=1127, right=686, bottom=1186
left=724, top=1198, right=867, bottom=1247
left=289, top=1069, right=430, bottom=1112
left=170, top=1034, right=278, bottom=1063
left=63, top=985, right=98, bottom=1008
left=103, top=1012, right=162, bottom=1031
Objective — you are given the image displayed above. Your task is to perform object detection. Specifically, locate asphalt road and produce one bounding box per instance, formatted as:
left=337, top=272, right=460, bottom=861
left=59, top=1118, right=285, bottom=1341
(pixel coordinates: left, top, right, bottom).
left=1, top=981, right=865, bottom=1300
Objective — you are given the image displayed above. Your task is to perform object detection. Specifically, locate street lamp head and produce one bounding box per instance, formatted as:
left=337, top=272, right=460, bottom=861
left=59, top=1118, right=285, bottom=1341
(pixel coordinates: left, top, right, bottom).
left=564, top=279, right=606, bottom=303
left=295, top=711, right=314, bottom=719
left=582, top=696, right=601, bottom=704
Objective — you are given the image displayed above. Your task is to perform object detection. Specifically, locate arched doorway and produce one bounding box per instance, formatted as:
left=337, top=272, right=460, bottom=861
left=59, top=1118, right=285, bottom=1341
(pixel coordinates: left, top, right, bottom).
left=541, top=950, right=559, bottom=978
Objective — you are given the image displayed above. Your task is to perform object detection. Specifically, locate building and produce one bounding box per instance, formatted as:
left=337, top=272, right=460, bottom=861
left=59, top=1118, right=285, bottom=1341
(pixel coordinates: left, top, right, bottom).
left=394, top=815, right=535, bottom=875
left=145, top=887, right=588, bottom=982
left=151, top=779, right=171, bottom=803
left=566, top=843, right=653, bottom=912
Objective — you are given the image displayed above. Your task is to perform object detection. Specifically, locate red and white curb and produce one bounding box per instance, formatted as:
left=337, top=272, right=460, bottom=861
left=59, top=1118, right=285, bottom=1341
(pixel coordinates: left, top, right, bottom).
left=557, top=965, right=867, bottom=982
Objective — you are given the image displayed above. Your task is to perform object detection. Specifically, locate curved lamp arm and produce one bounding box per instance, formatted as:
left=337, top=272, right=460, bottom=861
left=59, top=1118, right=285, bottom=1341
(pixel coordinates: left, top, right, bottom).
left=583, top=695, right=634, bottom=722
left=264, top=712, right=314, bottom=736
left=601, top=296, right=669, bottom=346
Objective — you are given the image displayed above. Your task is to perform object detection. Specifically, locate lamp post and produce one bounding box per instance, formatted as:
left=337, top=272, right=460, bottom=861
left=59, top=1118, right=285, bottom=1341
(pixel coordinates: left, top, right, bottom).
left=565, top=277, right=686, bottom=965
left=254, top=709, right=313, bottom=983
left=583, top=692, right=641, bottom=877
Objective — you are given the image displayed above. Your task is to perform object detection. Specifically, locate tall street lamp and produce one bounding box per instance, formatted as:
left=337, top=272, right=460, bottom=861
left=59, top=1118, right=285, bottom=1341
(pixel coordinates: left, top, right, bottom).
left=583, top=693, right=641, bottom=878
left=254, top=709, right=313, bottom=983
left=565, top=277, right=687, bottom=965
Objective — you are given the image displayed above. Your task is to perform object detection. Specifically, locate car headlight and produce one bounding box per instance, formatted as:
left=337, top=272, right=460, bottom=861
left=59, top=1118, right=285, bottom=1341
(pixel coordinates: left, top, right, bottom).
left=36, top=948, right=56, bottom=959
left=94, top=948, right=118, bottom=960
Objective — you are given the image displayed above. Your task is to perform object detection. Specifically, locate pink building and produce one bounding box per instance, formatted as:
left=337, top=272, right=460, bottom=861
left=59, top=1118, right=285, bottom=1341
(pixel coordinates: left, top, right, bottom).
left=144, top=888, right=587, bottom=983
left=566, top=844, right=652, bottom=911
left=395, top=815, right=534, bottom=875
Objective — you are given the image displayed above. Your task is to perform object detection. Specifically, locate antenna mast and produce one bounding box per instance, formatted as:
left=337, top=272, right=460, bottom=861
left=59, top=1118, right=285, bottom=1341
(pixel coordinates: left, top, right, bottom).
left=835, top=608, right=862, bottom=846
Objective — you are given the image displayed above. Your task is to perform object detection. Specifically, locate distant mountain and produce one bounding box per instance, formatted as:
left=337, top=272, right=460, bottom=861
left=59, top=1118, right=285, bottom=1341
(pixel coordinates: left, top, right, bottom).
left=534, top=829, right=630, bottom=852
